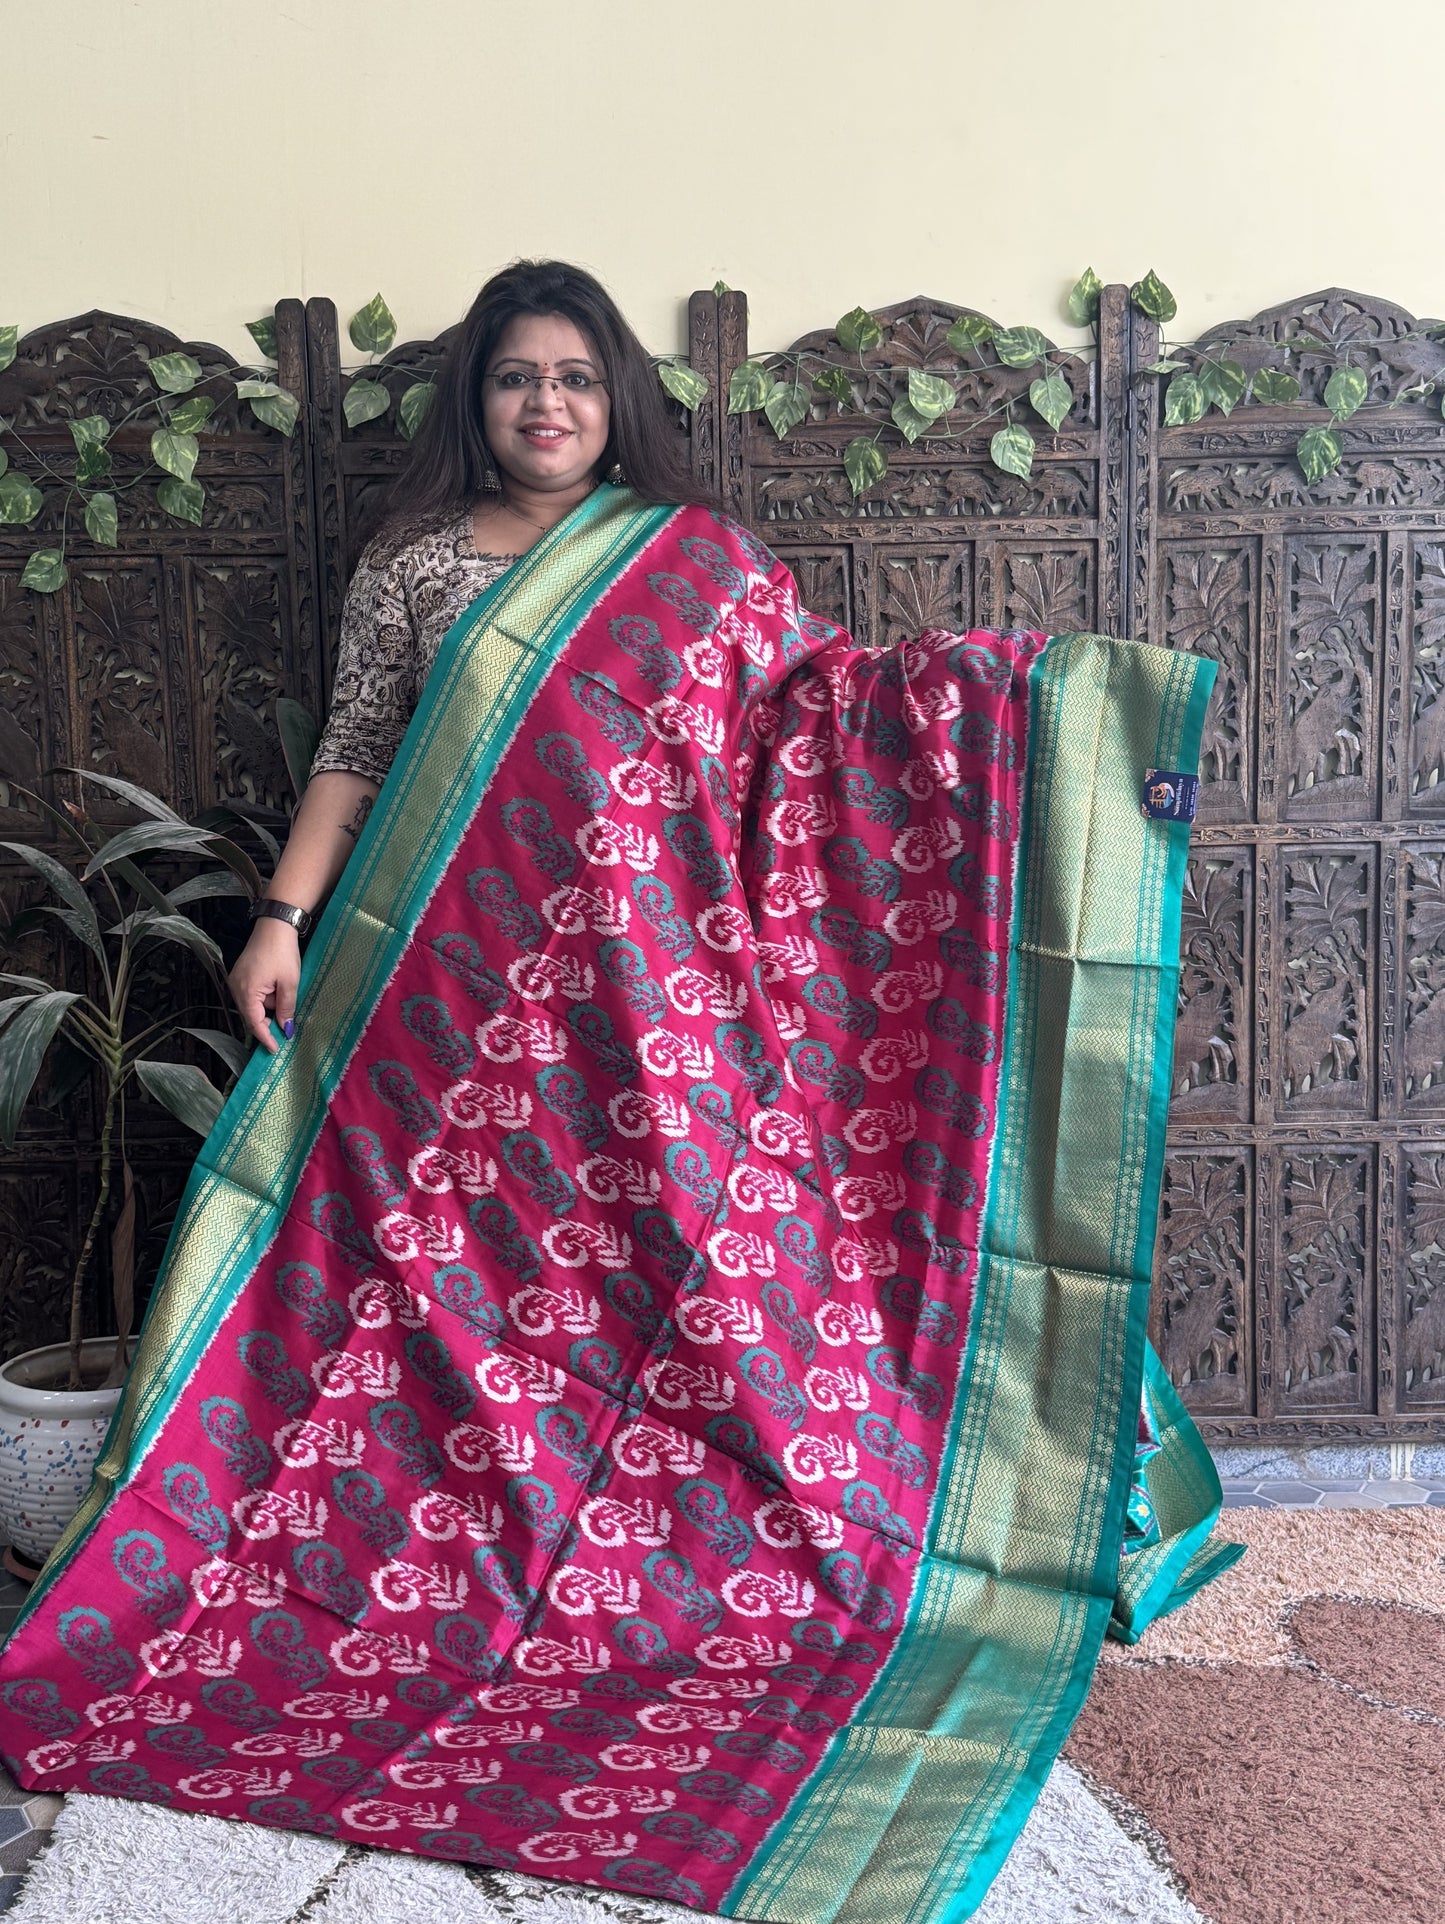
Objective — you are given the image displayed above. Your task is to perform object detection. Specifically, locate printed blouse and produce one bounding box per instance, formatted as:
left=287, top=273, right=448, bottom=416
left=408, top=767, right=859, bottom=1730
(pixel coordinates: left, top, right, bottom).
left=308, top=509, right=519, bottom=787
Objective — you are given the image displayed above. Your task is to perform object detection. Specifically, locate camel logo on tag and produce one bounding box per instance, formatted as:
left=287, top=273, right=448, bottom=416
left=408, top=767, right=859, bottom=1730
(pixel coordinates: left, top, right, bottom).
left=1141, top=769, right=1199, bottom=822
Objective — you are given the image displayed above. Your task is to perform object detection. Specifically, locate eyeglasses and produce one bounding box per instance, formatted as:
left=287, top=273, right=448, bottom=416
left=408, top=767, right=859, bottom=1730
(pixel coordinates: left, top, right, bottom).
left=485, top=371, right=608, bottom=395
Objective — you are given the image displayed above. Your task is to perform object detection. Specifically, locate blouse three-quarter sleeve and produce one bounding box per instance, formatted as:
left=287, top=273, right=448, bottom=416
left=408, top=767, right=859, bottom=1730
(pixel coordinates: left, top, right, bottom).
left=308, top=537, right=420, bottom=788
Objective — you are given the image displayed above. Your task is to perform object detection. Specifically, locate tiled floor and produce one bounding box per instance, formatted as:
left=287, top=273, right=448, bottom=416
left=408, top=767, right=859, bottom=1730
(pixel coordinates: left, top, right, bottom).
left=1220, top=1478, right=1445, bottom=1509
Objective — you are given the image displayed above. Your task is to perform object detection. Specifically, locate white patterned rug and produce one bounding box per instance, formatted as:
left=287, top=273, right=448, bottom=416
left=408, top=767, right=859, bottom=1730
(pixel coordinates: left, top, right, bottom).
left=3, top=1760, right=1204, bottom=1924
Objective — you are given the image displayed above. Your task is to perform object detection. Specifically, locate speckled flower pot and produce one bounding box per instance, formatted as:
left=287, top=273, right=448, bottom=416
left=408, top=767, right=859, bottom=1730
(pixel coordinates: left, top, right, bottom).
left=0, top=1341, right=128, bottom=1566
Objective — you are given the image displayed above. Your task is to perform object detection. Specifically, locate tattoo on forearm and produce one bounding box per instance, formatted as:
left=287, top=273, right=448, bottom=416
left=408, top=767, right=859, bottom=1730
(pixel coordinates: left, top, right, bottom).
left=339, top=795, right=373, bottom=843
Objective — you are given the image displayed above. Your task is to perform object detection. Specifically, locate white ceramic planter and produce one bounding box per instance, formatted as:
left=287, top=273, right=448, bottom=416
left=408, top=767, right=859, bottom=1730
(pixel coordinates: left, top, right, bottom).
left=0, top=1340, right=128, bottom=1564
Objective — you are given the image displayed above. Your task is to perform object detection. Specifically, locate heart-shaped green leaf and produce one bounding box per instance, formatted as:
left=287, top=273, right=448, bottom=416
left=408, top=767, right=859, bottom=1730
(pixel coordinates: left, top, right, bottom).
left=344, top=379, right=391, bottom=430
left=657, top=362, right=709, bottom=411
left=764, top=380, right=810, bottom=439
left=20, top=550, right=66, bottom=593
left=946, top=315, right=994, bottom=355
left=84, top=492, right=119, bottom=546
left=813, top=366, right=854, bottom=404
left=907, top=368, right=956, bottom=423
left=1164, top=372, right=1206, bottom=426
left=349, top=293, right=397, bottom=357
left=69, top=415, right=111, bottom=451
left=1142, top=361, right=1188, bottom=375
left=157, top=476, right=205, bottom=525
left=166, top=395, right=215, bottom=434
left=399, top=381, right=437, bottom=440
left=727, top=361, right=776, bottom=414
left=76, top=443, right=111, bottom=484
left=890, top=397, right=933, bottom=444
left=843, top=436, right=887, bottom=496
left=990, top=423, right=1036, bottom=479
left=235, top=378, right=283, bottom=399
left=836, top=307, right=883, bottom=355
left=1251, top=368, right=1301, bottom=406
left=249, top=389, right=299, bottom=436
left=993, top=326, right=1050, bottom=369
left=1324, top=365, right=1367, bottom=421
left=246, top=314, right=278, bottom=360
left=1029, top=370, right=1072, bottom=430
left=1198, top=358, right=1247, bottom=416
left=0, top=473, right=43, bottom=525
left=147, top=352, right=204, bottom=395
left=1066, top=268, right=1103, bottom=328
left=0, top=325, right=17, bottom=373
left=1296, top=425, right=1343, bottom=484
left=1130, top=270, right=1177, bottom=323
left=150, top=428, right=199, bottom=483
left=712, top=279, right=732, bottom=296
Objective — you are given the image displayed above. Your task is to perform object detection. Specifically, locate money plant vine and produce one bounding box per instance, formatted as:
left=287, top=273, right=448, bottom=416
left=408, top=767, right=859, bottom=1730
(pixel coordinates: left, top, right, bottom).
left=654, top=268, right=1445, bottom=500
left=0, top=315, right=301, bottom=593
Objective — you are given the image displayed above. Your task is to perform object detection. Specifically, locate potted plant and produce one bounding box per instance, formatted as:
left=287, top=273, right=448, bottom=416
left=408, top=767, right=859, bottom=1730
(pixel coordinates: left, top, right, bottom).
left=0, top=766, right=285, bottom=1577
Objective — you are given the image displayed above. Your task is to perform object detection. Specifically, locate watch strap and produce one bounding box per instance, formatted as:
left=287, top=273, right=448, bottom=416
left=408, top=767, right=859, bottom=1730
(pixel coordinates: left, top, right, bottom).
left=248, top=897, right=313, bottom=935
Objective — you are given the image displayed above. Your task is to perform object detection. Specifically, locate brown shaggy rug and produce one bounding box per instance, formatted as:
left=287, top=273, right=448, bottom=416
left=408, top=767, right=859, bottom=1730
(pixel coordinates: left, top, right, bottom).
left=1066, top=1507, right=1445, bottom=1924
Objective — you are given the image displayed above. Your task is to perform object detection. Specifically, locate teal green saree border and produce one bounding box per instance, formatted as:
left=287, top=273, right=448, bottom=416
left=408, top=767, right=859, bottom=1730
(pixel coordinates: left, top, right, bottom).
left=725, top=635, right=1218, bottom=1924
left=13, top=485, right=671, bottom=1629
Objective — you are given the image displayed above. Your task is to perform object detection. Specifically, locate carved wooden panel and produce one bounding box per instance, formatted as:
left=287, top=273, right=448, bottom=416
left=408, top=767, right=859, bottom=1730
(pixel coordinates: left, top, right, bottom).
left=0, top=305, right=320, bottom=1353
left=1139, top=289, right=1445, bottom=1439
left=708, top=285, right=1129, bottom=656
left=1151, top=1150, right=1251, bottom=1415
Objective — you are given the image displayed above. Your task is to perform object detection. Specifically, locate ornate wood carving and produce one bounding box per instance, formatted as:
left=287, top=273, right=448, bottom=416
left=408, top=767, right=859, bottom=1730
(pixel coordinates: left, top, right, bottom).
left=1142, top=289, right=1445, bottom=1440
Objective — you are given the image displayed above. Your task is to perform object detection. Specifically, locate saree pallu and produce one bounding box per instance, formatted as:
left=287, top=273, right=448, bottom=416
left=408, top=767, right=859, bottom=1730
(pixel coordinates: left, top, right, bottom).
left=0, top=485, right=1237, bottom=1922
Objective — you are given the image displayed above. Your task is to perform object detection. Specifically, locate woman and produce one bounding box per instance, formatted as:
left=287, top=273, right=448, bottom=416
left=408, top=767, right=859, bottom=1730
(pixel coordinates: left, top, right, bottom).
left=0, top=261, right=1234, bottom=1922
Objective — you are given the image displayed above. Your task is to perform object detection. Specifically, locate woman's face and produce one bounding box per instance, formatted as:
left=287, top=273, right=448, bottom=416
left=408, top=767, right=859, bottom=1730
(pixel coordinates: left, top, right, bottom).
left=481, top=313, right=612, bottom=494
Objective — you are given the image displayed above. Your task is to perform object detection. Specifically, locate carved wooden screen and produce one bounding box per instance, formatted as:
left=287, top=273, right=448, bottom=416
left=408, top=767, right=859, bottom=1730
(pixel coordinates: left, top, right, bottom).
left=1132, top=290, right=1445, bottom=1448
left=696, top=286, right=1130, bottom=647
left=0, top=303, right=320, bottom=1358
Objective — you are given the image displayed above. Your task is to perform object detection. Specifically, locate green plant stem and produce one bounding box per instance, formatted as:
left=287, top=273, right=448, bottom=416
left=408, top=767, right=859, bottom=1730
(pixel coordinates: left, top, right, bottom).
left=67, top=1068, right=118, bottom=1390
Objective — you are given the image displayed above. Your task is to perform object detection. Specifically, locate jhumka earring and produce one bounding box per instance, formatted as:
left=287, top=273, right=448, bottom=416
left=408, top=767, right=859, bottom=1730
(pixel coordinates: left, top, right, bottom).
left=479, top=453, right=501, bottom=493
left=607, top=461, right=626, bottom=486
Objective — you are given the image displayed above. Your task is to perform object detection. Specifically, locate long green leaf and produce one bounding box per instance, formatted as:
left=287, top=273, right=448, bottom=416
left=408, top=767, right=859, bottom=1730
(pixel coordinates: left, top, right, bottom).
left=277, top=696, right=319, bottom=798
left=132, top=1058, right=225, bottom=1137
left=0, top=972, right=53, bottom=992
left=80, top=822, right=222, bottom=877
left=32, top=1034, right=94, bottom=1110
left=122, top=910, right=224, bottom=968
left=166, top=871, right=250, bottom=905
left=29, top=903, right=110, bottom=972
left=0, top=841, right=98, bottom=927
left=0, top=992, right=39, bottom=1035
left=62, top=766, right=184, bottom=822
left=180, top=1026, right=249, bottom=1079
left=0, top=991, right=81, bottom=1147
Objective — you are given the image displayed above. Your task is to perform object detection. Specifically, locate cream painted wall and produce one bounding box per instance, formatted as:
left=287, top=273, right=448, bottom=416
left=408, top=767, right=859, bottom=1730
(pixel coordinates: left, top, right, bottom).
left=6, top=0, right=1442, bottom=366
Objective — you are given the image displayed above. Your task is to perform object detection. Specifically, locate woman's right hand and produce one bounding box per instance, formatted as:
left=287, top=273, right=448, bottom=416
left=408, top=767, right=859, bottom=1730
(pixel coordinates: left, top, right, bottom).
left=228, top=920, right=303, bottom=1055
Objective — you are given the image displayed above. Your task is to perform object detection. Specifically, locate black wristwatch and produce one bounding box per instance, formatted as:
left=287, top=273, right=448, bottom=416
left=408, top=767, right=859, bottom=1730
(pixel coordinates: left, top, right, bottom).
left=248, top=896, right=314, bottom=936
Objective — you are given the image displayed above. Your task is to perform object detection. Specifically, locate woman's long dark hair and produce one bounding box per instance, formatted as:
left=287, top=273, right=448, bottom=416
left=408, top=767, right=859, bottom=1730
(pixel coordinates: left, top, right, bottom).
left=378, top=259, right=710, bottom=535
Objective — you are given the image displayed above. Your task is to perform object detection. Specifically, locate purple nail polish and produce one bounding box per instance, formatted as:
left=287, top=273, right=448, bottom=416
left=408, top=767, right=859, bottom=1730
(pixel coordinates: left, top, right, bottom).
left=282, top=1019, right=295, bottom=1039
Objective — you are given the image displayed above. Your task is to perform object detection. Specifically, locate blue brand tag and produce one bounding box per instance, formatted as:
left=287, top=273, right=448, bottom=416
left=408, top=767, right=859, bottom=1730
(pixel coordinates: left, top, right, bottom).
left=1141, top=768, right=1199, bottom=822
